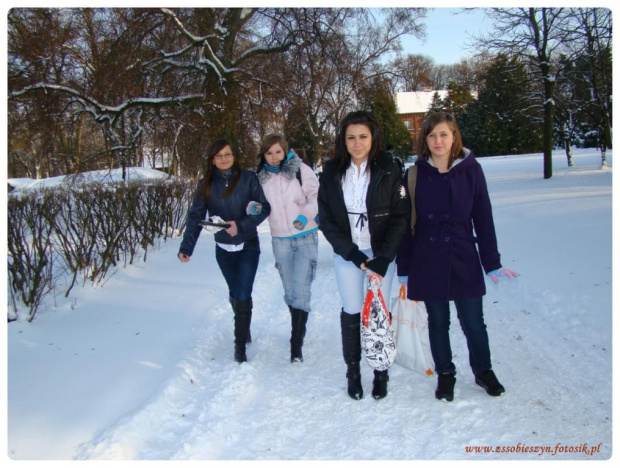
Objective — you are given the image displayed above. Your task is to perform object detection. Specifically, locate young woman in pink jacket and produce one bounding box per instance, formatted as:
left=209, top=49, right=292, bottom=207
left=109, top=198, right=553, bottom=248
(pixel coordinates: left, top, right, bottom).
left=255, top=134, right=320, bottom=363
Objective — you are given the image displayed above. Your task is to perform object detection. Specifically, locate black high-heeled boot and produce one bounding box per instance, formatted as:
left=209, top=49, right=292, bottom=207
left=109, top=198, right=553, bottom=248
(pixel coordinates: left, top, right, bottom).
left=290, top=306, right=309, bottom=363
left=372, top=369, right=389, bottom=400
left=232, top=299, right=252, bottom=363
left=340, top=311, right=363, bottom=400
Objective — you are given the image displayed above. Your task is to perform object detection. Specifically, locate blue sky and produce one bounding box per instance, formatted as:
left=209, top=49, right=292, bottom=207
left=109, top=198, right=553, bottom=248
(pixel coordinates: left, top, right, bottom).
left=400, top=8, right=491, bottom=65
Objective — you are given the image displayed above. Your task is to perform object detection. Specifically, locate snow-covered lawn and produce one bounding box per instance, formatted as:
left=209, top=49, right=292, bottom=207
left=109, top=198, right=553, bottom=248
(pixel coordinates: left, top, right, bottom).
left=4, top=149, right=613, bottom=461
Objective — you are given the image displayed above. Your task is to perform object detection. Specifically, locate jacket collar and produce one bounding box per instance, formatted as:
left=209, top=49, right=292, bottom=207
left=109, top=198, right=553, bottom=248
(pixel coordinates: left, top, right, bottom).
left=419, top=148, right=474, bottom=173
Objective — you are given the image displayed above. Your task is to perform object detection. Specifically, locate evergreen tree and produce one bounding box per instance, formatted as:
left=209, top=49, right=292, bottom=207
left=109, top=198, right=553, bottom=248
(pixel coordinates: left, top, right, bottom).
left=358, top=76, right=412, bottom=157
left=427, top=91, right=445, bottom=113
left=459, top=54, right=543, bottom=157
left=442, top=82, right=475, bottom=115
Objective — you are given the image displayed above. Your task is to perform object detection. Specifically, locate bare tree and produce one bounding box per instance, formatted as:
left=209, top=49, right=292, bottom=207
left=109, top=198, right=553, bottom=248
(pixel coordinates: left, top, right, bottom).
left=444, top=58, right=488, bottom=93
left=554, top=58, right=587, bottom=167
left=9, top=8, right=322, bottom=176
left=263, top=8, right=427, bottom=163
left=474, top=8, right=579, bottom=179
left=7, top=9, right=82, bottom=178
left=568, top=8, right=612, bottom=168
left=9, top=7, right=427, bottom=176
left=392, top=53, right=434, bottom=91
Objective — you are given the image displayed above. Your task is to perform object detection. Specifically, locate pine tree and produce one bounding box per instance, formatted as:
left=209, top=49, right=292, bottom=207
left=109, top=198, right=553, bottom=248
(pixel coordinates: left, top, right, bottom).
left=427, top=92, right=445, bottom=114
left=358, top=76, right=412, bottom=157
left=443, top=82, right=474, bottom=115
left=459, top=54, right=543, bottom=157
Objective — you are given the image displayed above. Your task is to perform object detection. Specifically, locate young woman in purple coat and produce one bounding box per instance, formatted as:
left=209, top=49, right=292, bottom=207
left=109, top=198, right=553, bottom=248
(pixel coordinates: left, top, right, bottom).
left=396, top=113, right=518, bottom=402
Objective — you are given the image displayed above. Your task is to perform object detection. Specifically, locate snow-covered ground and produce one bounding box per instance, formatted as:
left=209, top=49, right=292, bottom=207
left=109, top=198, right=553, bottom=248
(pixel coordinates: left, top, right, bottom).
left=4, top=149, right=614, bottom=462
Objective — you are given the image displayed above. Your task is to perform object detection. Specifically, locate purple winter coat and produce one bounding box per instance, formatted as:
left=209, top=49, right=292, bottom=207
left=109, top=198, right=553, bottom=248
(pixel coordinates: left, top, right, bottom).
left=396, top=150, right=502, bottom=302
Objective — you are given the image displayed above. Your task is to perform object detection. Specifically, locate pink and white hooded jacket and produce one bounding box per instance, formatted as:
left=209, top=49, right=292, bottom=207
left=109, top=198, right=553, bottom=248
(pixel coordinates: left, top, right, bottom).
left=256, top=151, right=319, bottom=239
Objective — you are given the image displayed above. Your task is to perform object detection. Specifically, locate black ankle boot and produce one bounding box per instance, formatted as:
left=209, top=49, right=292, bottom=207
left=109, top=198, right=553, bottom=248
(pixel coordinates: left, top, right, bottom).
left=372, top=370, right=389, bottom=400
left=436, top=373, right=456, bottom=401
left=341, top=311, right=363, bottom=400
left=475, top=370, right=505, bottom=396
left=290, top=307, right=309, bottom=363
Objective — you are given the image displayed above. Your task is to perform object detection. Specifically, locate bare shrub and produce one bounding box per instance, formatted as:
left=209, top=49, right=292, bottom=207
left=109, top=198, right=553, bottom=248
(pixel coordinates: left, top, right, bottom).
left=8, top=176, right=195, bottom=320
left=7, top=189, right=60, bottom=321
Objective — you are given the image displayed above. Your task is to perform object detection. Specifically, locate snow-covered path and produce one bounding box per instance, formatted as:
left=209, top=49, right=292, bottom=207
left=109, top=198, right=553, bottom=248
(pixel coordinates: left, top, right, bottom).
left=6, top=150, right=613, bottom=461
left=74, top=236, right=612, bottom=461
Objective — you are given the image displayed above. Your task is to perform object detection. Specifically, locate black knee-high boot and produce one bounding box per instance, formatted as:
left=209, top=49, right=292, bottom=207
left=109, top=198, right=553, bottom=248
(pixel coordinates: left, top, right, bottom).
left=289, top=306, right=309, bottom=363
left=232, top=298, right=252, bottom=363
left=340, top=311, right=363, bottom=400
left=230, top=296, right=252, bottom=344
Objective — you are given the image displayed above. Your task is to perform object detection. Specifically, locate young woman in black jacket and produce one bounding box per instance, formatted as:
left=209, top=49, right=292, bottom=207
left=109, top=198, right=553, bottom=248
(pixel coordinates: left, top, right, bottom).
left=318, top=111, right=408, bottom=400
left=179, top=139, right=270, bottom=363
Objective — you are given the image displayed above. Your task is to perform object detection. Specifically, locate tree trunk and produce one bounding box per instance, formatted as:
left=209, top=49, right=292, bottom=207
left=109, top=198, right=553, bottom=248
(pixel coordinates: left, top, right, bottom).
left=564, top=140, right=574, bottom=167
left=121, top=154, right=127, bottom=181
left=543, top=94, right=555, bottom=179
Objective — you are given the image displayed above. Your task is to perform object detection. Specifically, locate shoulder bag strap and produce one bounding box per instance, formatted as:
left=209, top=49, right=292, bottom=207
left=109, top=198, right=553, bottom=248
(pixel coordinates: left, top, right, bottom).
left=407, top=165, right=418, bottom=235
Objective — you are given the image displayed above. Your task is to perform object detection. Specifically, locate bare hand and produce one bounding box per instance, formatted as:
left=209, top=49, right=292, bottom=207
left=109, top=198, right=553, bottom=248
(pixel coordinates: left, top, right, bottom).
left=178, top=253, right=191, bottom=263
left=225, top=220, right=238, bottom=237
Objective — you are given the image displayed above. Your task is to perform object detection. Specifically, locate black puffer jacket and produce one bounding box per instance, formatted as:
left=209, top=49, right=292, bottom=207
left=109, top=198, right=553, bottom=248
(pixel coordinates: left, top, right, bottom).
left=318, top=151, right=408, bottom=268
left=179, top=169, right=270, bottom=256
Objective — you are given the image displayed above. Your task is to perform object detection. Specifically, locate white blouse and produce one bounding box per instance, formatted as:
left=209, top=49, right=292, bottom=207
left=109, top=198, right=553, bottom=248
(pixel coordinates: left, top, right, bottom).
left=342, top=160, right=371, bottom=250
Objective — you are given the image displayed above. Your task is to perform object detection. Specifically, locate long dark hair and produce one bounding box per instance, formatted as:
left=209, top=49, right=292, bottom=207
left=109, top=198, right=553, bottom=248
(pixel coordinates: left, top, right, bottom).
left=417, top=112, right=464, bottom=169
left=202, top=138, right=241, bottom=202
left=333, top=110, right=384, bottom=176
left=256, top=134, right=289, bottom=172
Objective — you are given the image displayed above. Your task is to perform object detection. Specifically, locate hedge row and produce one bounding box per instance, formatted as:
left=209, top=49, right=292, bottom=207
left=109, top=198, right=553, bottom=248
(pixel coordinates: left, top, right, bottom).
left=7, top=178, right=195, bottom=321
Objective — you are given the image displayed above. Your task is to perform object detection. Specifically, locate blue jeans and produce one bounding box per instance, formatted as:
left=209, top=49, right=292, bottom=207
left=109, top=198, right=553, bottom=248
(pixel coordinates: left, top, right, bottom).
left=333, top=248, right=395, bottom=315
left=272, top=232, right=318, bottom=313
left=424, top=297, right=491, bottom=376
left=215, top=237, right=260, bottom=303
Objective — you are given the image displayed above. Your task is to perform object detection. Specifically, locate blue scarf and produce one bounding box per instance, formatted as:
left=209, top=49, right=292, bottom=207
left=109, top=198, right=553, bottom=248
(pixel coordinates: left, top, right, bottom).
left=264, top=150, right=294, bottom=174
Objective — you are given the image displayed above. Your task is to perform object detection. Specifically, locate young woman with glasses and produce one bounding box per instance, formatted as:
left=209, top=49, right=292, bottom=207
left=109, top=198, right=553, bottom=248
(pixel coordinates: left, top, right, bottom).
left=179, top=139, right=271, bottom=363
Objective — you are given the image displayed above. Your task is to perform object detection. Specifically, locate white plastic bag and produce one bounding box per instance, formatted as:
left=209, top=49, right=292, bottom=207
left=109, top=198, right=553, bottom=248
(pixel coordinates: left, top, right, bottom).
left=391, top=285, right=434, bottom=376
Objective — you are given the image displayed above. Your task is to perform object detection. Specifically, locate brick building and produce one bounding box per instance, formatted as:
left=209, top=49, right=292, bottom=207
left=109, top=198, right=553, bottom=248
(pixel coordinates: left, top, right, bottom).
left=396, top=90, right=448, bottom=154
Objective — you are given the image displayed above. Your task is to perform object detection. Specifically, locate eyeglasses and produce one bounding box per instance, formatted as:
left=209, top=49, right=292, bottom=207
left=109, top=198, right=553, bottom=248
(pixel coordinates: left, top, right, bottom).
left=214, top=153, right=234, bottom=161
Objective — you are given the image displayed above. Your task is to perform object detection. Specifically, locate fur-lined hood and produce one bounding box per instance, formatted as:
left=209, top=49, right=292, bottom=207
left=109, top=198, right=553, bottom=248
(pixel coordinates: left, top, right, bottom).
left=257, top=150, right=303, bottom=184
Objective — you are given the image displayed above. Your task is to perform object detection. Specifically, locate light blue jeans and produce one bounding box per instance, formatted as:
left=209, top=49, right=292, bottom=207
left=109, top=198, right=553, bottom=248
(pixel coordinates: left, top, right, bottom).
left=333, top=248, right=396, bottom=315
left=272, top=232, right=319, bottom=313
